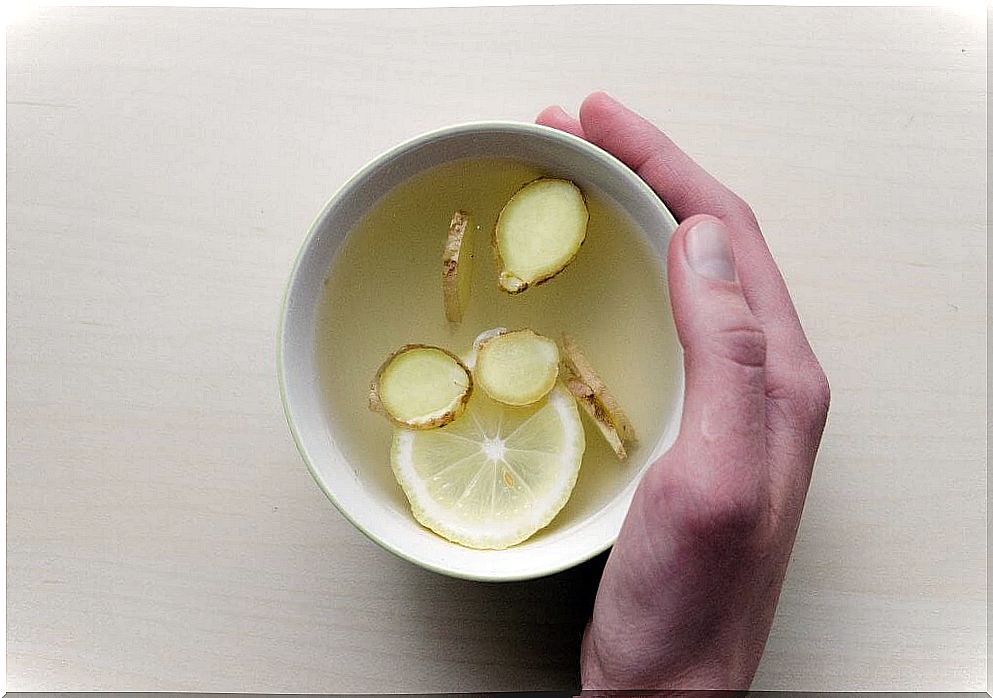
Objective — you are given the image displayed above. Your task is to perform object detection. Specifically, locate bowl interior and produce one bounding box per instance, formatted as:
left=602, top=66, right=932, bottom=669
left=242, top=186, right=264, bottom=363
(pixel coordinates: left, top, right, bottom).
left=279, top=123, right=683, bottom=581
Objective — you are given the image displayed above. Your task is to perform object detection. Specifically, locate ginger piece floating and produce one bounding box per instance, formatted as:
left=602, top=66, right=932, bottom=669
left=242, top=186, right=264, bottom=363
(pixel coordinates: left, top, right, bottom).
left=464, top=326, right=508, bottom=370
left=475, top=329, right=560, bottom=406
left=369, top=344, right=472, bottom=429
left=560, top=333, right=636, bottom=460
left=441, top=210, right=476, bottom=323
left=494, top=178, right=589, bottom=293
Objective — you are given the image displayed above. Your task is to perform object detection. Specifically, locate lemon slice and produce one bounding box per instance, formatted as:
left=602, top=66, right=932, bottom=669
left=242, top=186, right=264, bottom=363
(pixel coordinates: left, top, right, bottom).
left=390, top=382, right=585, bottom=549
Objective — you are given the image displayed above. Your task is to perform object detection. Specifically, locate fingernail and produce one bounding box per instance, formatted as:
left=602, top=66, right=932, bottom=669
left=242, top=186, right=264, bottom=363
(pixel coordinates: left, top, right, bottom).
left=685, top=217, right=736, bottom=281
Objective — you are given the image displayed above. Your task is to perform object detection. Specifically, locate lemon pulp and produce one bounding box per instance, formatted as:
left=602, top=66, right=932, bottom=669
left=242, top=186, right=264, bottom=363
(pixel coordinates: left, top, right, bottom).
left=390, top=382, right=585, bottom=549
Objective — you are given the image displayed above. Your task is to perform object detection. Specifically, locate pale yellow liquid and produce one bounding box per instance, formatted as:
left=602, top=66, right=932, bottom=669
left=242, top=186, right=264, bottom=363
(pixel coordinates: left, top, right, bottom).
left=316, top=158, right=681, bottom=542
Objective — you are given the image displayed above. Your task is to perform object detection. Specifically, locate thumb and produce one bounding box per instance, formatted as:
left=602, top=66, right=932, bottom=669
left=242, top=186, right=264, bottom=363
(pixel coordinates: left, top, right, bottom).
left=667, top=214, right=767, bottom=480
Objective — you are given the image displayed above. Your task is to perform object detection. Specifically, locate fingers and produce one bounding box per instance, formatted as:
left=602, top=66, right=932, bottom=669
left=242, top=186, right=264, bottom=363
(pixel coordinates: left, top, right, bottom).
left=666, top=214, right=769, bottom=500
left=577, top=92, right=817, bottom=370
left=538, top=94, right=823, bottom=421
left=536, top=105, right=586, bottom=139
left=577, top=92, right=740, bottom=222
left=540, top=94, right=828, bottom=541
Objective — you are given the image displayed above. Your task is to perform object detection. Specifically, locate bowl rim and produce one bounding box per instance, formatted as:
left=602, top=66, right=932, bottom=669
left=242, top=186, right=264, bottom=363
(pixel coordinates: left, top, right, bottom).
left=277, top=120, right=680, bottom=581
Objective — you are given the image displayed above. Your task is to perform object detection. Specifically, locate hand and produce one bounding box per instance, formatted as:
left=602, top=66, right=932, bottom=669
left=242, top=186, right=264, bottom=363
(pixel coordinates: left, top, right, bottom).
left=536, top=93, right=831, bottom=690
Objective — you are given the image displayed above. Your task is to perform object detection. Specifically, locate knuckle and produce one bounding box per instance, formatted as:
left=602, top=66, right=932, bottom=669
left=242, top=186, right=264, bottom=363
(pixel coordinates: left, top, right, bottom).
left=639, top=462, right=763, bottom=543
left=682, top=475, right=765, bottom=541
left=726, top=195, right=758, bottom=226
left=796, top=363, right=831, bottom=428
left=808, top=366, right=832, bottom=413
left=644, top=453, right=767, bottom=548
left=685, top=485, right=762, bottom=541
left=711, top=325, right=767, bottom=369
left=772, top=361, right=831, bottom=433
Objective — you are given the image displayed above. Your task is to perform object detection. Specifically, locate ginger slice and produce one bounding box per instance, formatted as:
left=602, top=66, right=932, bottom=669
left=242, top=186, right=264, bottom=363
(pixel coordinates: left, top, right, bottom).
left=464, top=326, right=508, bottom=371
left=493, top=178, right=589, bottom=294
left=369, top=344, right=472, bottom=429
left=475, top=329, right=560, bottom=406
left=442, top=210, right=476, bottom=323
left=560, top=333, right=636, bottom=459
left=564, top=375, right=627, bottom=459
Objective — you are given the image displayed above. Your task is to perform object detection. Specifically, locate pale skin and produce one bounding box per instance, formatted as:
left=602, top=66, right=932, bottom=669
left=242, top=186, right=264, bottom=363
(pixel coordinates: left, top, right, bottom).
left=536, top=93, right=831, bottom=690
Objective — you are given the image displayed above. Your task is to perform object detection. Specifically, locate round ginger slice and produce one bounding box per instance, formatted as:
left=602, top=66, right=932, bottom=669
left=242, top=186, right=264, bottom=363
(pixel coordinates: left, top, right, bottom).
left=475, top=329, right=560, bottom=406
left=494, top=178, right=589, bottom=293
left=369, top=344, right=472, bottom=429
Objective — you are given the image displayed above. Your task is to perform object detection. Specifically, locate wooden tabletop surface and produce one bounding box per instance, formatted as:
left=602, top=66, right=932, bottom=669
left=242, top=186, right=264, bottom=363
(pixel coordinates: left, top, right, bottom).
left=6, top=5, right=987, bottom=692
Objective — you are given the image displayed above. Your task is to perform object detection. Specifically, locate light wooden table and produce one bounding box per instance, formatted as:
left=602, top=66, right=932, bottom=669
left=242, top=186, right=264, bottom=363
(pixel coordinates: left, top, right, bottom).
left=6, top=5, right=987, bottom=692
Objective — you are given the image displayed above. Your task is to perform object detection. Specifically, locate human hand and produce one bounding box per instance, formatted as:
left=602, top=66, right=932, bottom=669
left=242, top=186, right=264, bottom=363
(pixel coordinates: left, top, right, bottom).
left=536, top=93, right=830, bottom=690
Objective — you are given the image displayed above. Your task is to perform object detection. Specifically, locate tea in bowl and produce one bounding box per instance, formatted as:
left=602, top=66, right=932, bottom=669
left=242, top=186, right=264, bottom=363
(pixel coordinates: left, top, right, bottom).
left=278, top=122, right=684, bottom=581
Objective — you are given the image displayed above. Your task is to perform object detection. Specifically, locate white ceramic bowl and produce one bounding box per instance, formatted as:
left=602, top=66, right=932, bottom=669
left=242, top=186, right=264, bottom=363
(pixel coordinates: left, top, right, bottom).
left=278, top=122, right=683, bottom=581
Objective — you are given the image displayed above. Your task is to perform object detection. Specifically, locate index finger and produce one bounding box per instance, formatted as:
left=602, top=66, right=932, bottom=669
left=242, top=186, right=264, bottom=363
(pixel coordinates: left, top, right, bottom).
left=577, top=92, right=741, bottom=223
left=576, top=92, right=814, bottom=358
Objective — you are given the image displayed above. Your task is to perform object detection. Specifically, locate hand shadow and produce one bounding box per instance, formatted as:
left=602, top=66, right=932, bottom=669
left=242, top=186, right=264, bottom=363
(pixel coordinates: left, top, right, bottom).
left=398, top=549, right=608, bottom=690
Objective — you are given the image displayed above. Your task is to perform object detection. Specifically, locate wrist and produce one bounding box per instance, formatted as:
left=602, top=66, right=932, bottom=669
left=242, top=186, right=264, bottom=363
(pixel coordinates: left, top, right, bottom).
left=580, top=622, right=757, bottom=692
